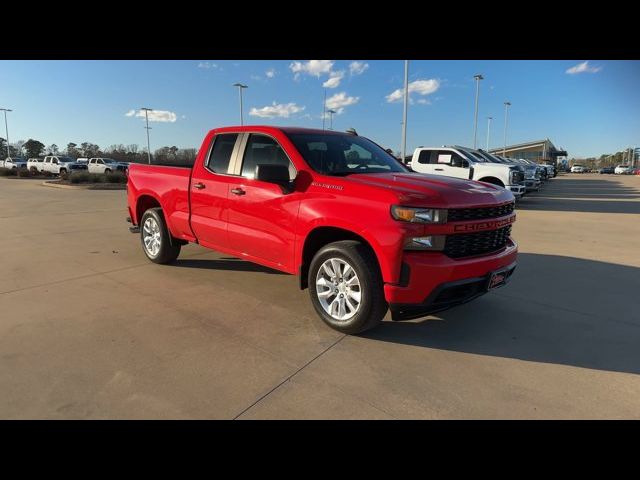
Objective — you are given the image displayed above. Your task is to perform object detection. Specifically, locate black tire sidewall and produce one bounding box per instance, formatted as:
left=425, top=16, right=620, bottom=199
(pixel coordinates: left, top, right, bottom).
left=308, top=241, right=385, bottom=334
left=139, top=208, right=180, bottom=264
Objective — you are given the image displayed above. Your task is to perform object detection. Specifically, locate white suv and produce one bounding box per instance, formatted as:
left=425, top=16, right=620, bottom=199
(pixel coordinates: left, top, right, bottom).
left=409, top=146, right=525, bottom=198
left=614, top=164, right=631, bottom=175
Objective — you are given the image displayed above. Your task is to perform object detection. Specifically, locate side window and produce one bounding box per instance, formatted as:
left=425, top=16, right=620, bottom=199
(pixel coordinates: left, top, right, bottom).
left=98, top=160, right=104, bottom=165
left=240, top=134, right=294, bottom=180
left=207, top=133, right=238, bottom=173
left=52, top=157, right=58, bottom=164
left=451, top=152, right=468, bottom=168
left=433, top=151, right=452, bottom=164
left=417, top=150, right=430, bottom=164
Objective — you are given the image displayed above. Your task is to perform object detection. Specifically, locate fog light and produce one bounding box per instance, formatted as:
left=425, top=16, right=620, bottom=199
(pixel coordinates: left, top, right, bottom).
left=404, top=235, right=446, bottom=251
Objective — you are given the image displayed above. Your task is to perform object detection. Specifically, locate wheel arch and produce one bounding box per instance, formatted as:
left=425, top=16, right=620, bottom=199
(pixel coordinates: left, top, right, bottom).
left=478, top=176, right=505, bottom=187
left=298, top=226, right=383, bottom=290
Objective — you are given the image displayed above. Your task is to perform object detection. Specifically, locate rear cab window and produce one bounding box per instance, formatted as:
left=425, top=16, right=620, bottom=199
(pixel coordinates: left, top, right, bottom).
left=207, top=133, right=239, bottom=174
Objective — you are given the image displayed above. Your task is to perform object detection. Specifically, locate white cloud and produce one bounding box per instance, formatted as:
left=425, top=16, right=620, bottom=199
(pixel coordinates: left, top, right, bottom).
left=386, top=79, right=440, bottom=103
left=566, top=61, right=602, bottom=75
left=325, top=92, right=359, bottom=114
left=266, top=68, right=276, bottom=78
left=249, top=102, right=305, bottom=118
left=417, top=99, right=430, bottom=105
left=125, top=109, right=178, bottom=123
left=289, top=60, right=334, bottom=79
left=349, top=61, right=369, bottom=76
left=323, top=70, right=345, bottom=88
left=197, top=61, right=217, bottom=69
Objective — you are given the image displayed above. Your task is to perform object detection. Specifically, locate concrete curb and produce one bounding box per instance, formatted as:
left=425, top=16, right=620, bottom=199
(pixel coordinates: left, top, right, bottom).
left=41, top=181, right=126, bottom=191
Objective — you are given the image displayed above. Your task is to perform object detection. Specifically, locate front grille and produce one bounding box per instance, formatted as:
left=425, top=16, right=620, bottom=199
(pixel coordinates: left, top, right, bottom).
left=447, top=202, right=515, bottom=222
left=444, top=225, right=512, bottom=259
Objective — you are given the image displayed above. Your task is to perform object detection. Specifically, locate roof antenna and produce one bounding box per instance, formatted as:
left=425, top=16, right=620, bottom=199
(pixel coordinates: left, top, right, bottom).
left=346, top=127, right=358, bottom=136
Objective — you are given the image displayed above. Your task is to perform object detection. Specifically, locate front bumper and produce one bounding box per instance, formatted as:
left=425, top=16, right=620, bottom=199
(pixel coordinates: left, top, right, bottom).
left=507, top=184, right=525, bottom=198
left=384, top=238, right=518, bottom=312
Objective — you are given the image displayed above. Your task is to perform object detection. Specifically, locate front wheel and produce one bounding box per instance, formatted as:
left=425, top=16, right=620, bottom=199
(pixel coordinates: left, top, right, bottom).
left=140, top=208, right=181, bottom=264
left=308, top=240, right=387, bottom=334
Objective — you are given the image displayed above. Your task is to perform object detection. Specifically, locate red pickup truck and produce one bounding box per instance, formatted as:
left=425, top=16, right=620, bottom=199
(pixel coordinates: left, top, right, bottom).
left=127, top=126, right=517, bottom=334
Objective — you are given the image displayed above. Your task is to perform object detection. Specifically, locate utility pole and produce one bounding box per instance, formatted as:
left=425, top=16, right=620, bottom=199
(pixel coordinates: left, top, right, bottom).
left=327, top=109, right=337, bottom=130
left=486, top=116, right=492, bottom=150
left=322, top=89, right=327, bottom=130
left=232, top=83, right=248, bottom=125
left=503, top=101, right=511, bottom=157
left=401, top=60, right=409, bottom=163
left=0, top=108, right=12, bottom=159
left=472, top=74, right=483, bottom=149
left=141, top=107, right=153, bottom=164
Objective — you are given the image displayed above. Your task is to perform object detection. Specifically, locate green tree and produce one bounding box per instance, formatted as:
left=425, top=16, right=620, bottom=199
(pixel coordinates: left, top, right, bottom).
left=23, top=139, right=46, bottom=159
left=48, top=144, right=59, bottom=155
left=66, top=143, right=80, bottom=157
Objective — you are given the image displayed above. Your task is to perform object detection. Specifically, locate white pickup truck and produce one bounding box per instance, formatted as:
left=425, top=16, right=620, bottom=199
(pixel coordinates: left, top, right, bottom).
left=408, top=146, right=526, bottom=199
left=42, top=155, right=80, bottom=175
left=27, top=158, right=45, bottom=172
left=87, top=158, right=129, bottom=174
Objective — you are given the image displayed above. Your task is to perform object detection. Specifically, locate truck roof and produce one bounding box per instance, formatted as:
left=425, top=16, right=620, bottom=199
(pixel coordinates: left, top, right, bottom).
left=210, top=125, right=352, bottom=136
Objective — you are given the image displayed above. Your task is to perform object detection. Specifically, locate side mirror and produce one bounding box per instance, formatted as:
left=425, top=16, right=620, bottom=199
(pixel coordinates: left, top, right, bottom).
left=256, top=164, right=293, bottom=193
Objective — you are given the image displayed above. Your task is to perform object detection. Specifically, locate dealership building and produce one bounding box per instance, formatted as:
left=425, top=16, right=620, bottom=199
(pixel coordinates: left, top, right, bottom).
left=489, top=139, right=567, bottom=165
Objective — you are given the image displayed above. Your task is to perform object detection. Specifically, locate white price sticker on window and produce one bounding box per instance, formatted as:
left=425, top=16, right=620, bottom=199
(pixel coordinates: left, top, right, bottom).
left=437, top=154, right=451, bottom=164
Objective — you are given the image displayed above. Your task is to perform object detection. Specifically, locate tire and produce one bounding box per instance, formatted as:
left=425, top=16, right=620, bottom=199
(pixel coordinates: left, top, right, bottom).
left=59, top=169, right=67, bottom=176
left=104, top=168, right=111, bottom=173
left=140, top=208, right=181, bottom=264
left=308, top=240, right=387, bottom=334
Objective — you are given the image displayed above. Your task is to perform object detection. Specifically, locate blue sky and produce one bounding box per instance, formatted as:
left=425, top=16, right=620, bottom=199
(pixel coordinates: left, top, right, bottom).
left=0, top=60, right=638, bottom=158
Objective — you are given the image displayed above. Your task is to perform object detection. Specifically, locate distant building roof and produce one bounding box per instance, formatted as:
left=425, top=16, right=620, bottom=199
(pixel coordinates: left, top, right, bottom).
left=489, top=138, right=567, bottom=157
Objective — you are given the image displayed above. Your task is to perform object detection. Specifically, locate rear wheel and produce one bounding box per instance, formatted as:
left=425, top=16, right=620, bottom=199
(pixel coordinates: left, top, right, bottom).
left=140, top=208, right=181, bottom=264
left=308, top=240, right=387, bottom=334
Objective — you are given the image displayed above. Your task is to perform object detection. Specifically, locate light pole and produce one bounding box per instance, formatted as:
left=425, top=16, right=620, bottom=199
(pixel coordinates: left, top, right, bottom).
left=472, top=74, right=484, bottom=149
left=327, top=109, right=337, bottom=130
left=503, top=101, right=511, bottom=157
left=401, top=60, right=409, bottom=163
left=0, top=108, right=11, bottom=159
left=486, top=116, right=493, bottom=151
left=233, top=83, right=248, bottom=125
left=322, top=89, right=327, bottom=130
left=141, top=107, right=153, bottom=164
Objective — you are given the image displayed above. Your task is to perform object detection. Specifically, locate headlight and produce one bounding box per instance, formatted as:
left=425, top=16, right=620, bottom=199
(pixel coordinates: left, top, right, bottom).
left=391, top=206, right=447, bottom=223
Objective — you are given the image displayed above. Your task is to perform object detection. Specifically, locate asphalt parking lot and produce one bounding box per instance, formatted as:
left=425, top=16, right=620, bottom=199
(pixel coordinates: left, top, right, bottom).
left=1, top=173, right=639, bottom=419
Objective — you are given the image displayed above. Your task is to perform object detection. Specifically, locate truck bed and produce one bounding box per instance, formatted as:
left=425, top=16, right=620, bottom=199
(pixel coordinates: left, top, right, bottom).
left=127, top=163, right=195, bottom=241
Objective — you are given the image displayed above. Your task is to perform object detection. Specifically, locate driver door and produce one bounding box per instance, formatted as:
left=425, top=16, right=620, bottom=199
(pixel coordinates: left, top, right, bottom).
left=225, top=133, right=300, bottom=272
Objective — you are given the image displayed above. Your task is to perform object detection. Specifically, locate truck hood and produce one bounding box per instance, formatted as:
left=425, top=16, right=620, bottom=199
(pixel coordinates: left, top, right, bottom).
left=345, top=172, right=513, bottom=208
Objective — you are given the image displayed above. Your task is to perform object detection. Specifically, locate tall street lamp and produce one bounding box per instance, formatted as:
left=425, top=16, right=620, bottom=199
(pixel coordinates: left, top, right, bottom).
left=327, top=109, right=337, bottom=130
left=141, top=107, right=153, bottom=164
left=486, top=116, right=493, bottom=150
left=472, top=74, right=484, bottom=149
left=401, top=60, right=409, bottom=163
left=233, top=83, right=248, bottom=125
left=0, top=108, right=12, bottom=159
left=503, top=101, right=511, bottom=157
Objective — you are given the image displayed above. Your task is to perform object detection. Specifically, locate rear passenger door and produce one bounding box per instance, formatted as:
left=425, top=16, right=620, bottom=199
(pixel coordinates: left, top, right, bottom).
left=225, top=133, right=299, bottom=271
left=189, top=132, right=241, bottom=251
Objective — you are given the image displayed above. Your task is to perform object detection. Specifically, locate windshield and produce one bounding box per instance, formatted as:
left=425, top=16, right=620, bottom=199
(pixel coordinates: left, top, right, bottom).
left=476, top=150, right=505, bottom=163
left=457, top=147, right=487, bottom=163
left=286, top=133, right=407, bottom=176
left=102, top=159, right=117, bottom=163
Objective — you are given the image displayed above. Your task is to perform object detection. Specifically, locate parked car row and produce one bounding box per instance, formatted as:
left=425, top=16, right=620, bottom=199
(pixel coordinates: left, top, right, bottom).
left=572, top=164, right=638, bottom=175
left=406, top=145, right=556, bottom=202
left=1, top=155, right=130, bottom=175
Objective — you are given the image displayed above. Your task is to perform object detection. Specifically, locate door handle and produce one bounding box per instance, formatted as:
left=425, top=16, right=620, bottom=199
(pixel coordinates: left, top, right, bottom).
left=231, top=187, right=246, bottom=196
left=435, top=168, right=444, bottom=171
left=193, top=182, right=206, bottom=190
